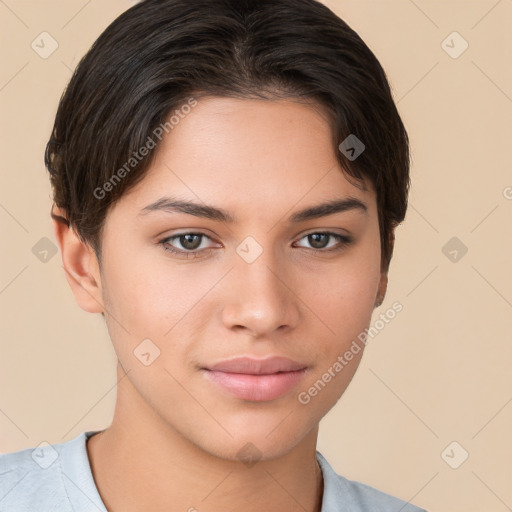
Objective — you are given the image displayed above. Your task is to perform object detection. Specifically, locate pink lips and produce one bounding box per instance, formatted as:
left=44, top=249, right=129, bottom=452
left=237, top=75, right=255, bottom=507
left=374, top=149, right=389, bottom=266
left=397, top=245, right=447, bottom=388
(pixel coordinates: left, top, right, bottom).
left=203, top=356, right=308, bottom=402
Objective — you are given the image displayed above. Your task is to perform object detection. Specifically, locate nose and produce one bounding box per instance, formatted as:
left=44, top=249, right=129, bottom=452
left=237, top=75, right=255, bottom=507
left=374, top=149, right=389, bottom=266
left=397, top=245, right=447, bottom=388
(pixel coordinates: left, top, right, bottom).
left=221, top=244, right=300, bottom=338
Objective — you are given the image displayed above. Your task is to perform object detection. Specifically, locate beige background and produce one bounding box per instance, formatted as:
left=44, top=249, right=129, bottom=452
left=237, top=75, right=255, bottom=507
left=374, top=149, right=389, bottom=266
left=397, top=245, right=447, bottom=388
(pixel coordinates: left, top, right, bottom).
left=1, top=1, right=511, bottom=511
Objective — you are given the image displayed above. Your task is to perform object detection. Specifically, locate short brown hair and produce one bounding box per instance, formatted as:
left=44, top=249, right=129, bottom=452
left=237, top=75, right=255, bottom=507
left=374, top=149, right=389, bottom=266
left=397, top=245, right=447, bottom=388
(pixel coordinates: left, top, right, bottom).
left=46, top=0, right=410, bottom=272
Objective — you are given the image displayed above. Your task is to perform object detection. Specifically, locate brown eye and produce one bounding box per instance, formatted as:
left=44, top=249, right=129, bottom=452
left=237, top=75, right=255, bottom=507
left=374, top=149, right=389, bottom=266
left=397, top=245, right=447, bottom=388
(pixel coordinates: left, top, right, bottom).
left=178, top=234, right=203, bottom=250
left=308, top=233, right=329, bottom=249
left=159, top=232, right=216, bottom=258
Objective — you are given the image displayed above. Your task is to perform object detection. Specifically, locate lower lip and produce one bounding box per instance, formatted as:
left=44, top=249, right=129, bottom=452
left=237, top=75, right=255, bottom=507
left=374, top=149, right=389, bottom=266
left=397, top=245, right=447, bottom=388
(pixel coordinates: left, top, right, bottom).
left=203, top=369, right=307, bottom=402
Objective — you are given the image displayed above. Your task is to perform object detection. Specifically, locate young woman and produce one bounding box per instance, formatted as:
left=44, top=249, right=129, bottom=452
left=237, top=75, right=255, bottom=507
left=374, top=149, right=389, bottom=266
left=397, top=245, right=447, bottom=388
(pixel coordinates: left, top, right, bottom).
left=0, top=1, right=425, bottom=510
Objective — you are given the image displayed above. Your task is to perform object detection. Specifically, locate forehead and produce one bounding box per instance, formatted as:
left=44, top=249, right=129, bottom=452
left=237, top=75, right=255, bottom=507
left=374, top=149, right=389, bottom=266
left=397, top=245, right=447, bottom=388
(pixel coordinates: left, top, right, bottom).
left=113, top=96, right=375, bottom=220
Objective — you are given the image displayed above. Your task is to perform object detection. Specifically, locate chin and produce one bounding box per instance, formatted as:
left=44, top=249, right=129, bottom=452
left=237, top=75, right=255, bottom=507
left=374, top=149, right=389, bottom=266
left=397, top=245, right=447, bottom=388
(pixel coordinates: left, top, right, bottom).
left=198, top=435, right=302, bottom=464
left=184, top=413, right=316, bottom=464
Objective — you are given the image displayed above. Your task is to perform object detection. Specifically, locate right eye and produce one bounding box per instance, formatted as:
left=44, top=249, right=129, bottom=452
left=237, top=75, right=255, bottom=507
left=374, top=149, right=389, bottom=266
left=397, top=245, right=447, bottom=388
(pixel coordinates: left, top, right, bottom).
left=159, top=232, right=218, bottom=259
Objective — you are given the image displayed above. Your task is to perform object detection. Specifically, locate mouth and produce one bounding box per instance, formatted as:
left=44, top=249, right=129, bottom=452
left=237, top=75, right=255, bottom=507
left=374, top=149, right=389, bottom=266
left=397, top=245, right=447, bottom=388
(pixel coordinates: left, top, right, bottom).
left=202, top=356, right=308, bottom=402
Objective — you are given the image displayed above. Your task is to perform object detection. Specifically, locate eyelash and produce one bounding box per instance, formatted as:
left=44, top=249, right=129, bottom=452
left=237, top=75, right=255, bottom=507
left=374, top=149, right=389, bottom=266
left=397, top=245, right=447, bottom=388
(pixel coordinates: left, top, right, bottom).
left=158, top=231, right=353, bottom=259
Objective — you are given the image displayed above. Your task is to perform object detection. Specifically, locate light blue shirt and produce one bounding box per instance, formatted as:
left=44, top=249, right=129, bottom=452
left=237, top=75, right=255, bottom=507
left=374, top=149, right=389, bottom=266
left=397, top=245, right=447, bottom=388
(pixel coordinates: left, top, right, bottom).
left=0, top=431, right=427, bottom=511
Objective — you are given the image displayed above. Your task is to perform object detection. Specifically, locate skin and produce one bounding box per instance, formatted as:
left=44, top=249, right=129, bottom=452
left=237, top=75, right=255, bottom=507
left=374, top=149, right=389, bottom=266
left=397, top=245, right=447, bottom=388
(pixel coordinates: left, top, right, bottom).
left=52, top=96, right=390, bottom=512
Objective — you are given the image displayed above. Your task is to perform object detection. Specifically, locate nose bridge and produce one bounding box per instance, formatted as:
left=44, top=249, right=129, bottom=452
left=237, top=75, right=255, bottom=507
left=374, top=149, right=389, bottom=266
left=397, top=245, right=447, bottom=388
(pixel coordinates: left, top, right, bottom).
left=222, top=236, right=298, bottom=335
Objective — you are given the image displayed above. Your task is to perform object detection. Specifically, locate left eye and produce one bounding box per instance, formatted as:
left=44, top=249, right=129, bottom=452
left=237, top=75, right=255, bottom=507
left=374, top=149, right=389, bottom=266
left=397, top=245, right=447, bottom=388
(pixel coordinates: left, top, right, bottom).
left=294, top=232, right=352, bottom=251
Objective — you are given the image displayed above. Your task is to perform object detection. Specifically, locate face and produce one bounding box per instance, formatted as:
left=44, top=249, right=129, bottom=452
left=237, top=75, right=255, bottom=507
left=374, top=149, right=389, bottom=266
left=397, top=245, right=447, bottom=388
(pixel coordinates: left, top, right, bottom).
left=84, top=97, right=387, bottom=460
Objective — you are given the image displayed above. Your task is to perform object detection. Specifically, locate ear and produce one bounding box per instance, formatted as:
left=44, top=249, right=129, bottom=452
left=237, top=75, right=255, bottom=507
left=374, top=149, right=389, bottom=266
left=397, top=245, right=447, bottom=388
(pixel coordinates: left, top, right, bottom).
left=51, top=205, right=104, bottom=314
left=374, top=271, right=388, bottom=308
left=374, top=228, right=394, bottom=308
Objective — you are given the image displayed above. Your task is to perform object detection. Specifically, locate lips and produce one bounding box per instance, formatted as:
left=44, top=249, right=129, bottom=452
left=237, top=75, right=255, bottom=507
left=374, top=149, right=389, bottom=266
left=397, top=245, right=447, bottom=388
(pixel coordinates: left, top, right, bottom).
left=207, top=356, right=307, bottom=375
left=203, top=356, right=308, bottom=402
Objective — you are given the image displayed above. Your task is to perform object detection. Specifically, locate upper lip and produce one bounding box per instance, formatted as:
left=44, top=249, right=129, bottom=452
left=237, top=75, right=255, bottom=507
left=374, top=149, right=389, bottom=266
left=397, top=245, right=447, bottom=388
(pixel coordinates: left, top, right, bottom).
left=206, top=356, right=307, bottom=375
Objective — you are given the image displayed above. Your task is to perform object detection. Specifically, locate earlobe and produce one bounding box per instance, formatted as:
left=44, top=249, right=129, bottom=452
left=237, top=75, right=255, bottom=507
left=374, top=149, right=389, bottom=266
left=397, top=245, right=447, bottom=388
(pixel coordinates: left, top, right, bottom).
left=51, top=206, right=104, bottom=314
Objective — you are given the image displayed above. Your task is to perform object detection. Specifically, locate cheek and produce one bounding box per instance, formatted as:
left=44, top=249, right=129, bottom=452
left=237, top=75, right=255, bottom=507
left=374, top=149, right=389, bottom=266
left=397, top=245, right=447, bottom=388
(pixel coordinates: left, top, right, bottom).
left=98, top=258, right=169, bottom=363
left=102, top=254, right=186, bottom=328
left=296, top=264, right=377, bottom=409
left=304, top=253, right=380, bottom=342
left=101, top=259, right=222, bottom=365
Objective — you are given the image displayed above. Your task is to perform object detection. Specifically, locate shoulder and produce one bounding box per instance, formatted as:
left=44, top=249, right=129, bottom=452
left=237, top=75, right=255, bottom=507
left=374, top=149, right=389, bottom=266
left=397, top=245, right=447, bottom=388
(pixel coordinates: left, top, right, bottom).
left=316, top=451, right=428, bottom=512
left=0, top=431, right=104, bottom=512
left=0, top=440, right=70, bottom=511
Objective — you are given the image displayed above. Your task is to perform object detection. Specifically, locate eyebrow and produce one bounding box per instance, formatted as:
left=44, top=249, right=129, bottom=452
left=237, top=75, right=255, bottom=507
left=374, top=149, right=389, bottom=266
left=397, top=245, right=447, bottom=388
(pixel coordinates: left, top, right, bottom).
left=138, top=196, right=368, bottom=223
